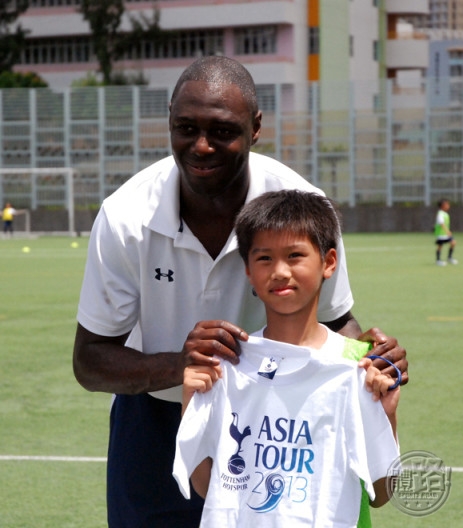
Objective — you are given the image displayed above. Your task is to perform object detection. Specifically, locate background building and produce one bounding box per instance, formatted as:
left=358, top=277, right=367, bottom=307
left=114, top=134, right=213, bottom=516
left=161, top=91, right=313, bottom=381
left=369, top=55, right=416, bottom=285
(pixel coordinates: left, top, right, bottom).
left=13, top=1, right=427, bottom=105
left=16, top=0, right=310, bottom=112
left=406, top=0, right=463, bottom=30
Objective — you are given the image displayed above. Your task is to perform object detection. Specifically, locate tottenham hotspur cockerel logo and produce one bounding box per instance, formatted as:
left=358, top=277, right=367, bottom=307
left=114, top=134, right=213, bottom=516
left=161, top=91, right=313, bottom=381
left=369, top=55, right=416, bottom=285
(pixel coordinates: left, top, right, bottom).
left=227, top=412, right=251, bottom=475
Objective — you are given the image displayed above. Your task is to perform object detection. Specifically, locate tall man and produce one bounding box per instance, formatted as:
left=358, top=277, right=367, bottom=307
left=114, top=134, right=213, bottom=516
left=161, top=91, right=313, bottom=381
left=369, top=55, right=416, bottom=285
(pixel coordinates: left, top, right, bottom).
left=73, top=56, right=407, bottom=527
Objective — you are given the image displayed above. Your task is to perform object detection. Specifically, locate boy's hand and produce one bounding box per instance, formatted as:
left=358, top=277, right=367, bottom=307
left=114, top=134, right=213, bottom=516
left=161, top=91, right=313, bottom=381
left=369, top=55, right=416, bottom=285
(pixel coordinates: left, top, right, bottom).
left=358, top=327, right=408, bottom=385
left=184, top=364, right=222, bottom=393
left=182, top=364, right=222, bottom=413
left=358, top=358, right=400, bottom=417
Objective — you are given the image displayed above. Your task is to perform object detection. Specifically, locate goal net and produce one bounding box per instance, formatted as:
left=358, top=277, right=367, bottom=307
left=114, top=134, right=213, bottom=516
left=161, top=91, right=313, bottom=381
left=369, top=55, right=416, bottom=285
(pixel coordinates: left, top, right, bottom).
left=0, top=168, right=76, bottom=235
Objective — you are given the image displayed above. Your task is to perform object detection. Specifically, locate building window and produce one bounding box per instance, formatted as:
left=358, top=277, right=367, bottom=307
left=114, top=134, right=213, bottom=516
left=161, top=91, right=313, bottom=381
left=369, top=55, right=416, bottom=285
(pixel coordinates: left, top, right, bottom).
left=450, top=64, right=463, bottom=77
left=256, top=85, right=275, bottom=112
left=373, top=40, right=379, bottom=61
left=28, top=0, right=149, bottom=5
left=29, top=0, right=81, bottom=6
left=449, top=50, right=463, bottom=60
left=309, top=27, right=319, bottom=55
left=22, top=37, right=92, bottom=64
left=152, top=30, right=223, bottom=59
left=19, top=30, right=224, bottom=65
left=234, top=26, right=277, bottom=55
left=349, top=35, right=354, bottom=58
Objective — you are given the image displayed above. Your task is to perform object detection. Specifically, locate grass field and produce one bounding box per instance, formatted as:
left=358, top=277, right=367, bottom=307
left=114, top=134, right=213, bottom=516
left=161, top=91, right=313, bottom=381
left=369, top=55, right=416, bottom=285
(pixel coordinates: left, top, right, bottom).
left=0, top=233, right=461, bottom=527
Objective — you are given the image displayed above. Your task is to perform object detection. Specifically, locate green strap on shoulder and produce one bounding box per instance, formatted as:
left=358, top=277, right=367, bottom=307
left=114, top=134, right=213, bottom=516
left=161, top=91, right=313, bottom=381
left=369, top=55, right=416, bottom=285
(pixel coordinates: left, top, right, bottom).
left=343, top=337, right=373, bottom=361
left=342, top=337, right=373, bottom=528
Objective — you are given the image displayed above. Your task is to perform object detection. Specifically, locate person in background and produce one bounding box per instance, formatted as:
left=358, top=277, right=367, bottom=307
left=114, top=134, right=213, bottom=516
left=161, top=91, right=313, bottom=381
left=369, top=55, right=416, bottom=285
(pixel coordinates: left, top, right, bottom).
left=2, top=202, right=16, bottom=236
left=435, top=198, right=457, bottom=266
left=73, top=56, right=407, bottom=527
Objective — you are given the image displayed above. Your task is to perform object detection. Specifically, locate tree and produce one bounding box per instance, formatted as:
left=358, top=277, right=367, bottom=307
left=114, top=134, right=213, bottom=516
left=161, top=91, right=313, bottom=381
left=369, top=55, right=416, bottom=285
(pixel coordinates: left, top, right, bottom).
left=79, top=0, right=164, bottom=85
left=0, top=70, right=47, bottom=88
left=0, top=0, right=30, bottom=73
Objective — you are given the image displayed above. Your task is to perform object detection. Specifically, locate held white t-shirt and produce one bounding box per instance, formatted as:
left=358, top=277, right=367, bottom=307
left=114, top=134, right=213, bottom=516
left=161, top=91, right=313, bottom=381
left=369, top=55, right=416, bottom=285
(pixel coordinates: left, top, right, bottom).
left=173, top=331, right=399, bottom=527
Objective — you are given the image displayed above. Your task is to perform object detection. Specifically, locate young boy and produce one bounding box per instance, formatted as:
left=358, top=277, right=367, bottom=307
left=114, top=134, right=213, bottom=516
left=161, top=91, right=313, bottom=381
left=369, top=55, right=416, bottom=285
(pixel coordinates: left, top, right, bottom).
left=173, top=190, right=400, bottom=527
left=435, top=198, right=457, bottom=266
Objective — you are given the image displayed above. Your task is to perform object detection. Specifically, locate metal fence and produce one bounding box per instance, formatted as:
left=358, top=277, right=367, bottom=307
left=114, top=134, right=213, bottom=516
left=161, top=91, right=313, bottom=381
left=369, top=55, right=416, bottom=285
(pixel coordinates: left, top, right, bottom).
left=0, top=77, right=462, bottom=212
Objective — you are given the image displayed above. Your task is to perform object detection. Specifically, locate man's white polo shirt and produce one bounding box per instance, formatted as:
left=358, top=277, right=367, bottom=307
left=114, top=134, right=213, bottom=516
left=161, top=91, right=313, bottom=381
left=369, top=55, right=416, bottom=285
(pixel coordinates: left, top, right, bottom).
left=77, top=153, right=354, bottom=402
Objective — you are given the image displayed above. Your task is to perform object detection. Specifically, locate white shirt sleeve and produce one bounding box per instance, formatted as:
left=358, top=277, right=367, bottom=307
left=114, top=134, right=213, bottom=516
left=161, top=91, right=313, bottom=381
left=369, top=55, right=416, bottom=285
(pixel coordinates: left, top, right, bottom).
left=317, top=236, right=354, bottom=323
left=77, top=206, right=140, bottom=336
left=349, top=370, right=399, bottom=500
left=173, top=390, right=215, bottom=499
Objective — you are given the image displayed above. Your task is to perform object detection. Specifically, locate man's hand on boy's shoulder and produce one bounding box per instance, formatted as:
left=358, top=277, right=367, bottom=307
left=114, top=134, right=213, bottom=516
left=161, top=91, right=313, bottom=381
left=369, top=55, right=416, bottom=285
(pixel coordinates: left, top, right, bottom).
left=359, top=327, right=408, bottom=385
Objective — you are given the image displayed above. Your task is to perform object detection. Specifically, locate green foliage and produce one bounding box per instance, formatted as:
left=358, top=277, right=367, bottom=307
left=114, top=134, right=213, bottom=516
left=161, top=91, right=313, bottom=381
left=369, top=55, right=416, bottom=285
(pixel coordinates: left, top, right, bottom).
left=78, top=0, right=164, bottom=85
left=0, top=70, right=48, bottom=88
left=0, top=0, right=30, bottom=72
left=72, top=70, right=148, bottom=87
left=109, top=70, right=148, bottom=86
left=71, top=72, right=104, bottom=87
left=78, top=0, right=124, bottom=84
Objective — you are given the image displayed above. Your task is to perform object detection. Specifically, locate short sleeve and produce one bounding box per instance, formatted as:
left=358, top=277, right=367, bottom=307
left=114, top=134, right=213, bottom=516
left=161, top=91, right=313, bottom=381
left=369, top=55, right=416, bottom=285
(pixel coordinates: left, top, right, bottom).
left=317, top=236, right=354, bottom=323
left=77, top=206, right=140, bottom=336
left=173, top=389, right=216, bottom=499
left=349, top=370, right=399, bottom=500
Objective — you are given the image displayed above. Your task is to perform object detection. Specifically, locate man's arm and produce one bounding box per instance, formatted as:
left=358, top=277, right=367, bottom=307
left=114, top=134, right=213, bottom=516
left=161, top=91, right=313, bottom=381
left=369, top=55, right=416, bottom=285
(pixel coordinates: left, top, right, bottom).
left=73, top=320, right=247, bottom=394
left=73, top=323, right=183, bottom=394
left=323, top=311, right=408, bottom=385
left=322, top=310, right=362, bottom=335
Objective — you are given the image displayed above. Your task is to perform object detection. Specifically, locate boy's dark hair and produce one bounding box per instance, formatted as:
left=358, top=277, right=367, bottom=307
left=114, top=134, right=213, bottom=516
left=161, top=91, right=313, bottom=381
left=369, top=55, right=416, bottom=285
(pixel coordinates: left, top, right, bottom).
left=170, top=56, right=258, bottom=115
left=235, top=190, right=341, bottom=264
left=437, top=198, right=449, bottom=208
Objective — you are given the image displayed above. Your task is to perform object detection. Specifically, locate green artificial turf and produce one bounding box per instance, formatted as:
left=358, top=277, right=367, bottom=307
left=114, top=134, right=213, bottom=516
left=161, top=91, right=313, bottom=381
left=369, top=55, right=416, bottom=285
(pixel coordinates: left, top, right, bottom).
left=0, top=233, right=461, bottom=527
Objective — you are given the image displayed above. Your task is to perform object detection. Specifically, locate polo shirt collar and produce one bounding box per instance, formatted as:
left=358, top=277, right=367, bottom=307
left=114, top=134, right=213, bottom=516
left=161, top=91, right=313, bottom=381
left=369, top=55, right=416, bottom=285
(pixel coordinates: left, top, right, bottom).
left=143, top=155, right=264, bottom=254
left=143, top=159, right=181, bottom=238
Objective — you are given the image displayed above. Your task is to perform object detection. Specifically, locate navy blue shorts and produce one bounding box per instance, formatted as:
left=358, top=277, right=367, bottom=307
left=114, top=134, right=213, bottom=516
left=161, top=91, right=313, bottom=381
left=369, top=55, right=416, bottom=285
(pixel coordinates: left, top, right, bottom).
left=107, top=393, right=204, bottom=527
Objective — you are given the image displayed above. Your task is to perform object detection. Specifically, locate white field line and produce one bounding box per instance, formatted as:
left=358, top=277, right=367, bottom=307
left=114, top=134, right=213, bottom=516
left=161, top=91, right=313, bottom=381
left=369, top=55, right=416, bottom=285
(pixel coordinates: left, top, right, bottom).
left=0, top=455, right=107, bottom=462
left=0, top=455, right=462, bottom=472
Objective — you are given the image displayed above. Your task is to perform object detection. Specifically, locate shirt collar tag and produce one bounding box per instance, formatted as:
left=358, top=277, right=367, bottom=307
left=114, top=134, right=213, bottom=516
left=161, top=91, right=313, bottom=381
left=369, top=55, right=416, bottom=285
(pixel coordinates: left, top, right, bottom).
left=257, top=356, right=284, bottom=380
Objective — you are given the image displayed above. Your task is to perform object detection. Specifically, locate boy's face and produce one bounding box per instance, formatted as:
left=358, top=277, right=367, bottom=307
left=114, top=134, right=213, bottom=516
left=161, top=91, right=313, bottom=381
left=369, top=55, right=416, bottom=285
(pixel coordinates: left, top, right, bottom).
left=245, top=230, right=337, bottom=318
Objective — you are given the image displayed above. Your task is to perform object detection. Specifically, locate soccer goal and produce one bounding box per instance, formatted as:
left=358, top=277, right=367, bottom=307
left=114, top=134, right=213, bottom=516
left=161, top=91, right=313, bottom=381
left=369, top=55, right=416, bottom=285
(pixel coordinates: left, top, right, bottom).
left=0, top=167, right=76, bottom=235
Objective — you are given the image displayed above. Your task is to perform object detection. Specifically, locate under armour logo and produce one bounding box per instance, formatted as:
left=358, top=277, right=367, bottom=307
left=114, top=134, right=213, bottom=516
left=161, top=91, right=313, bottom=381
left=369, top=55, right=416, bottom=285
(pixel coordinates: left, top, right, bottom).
left=154, top=268, right=174, bottom=282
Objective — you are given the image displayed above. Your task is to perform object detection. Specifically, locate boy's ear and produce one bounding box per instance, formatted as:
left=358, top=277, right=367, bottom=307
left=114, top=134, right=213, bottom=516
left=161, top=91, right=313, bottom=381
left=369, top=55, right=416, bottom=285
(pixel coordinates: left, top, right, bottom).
left=323, top=248, right=337, bottom=279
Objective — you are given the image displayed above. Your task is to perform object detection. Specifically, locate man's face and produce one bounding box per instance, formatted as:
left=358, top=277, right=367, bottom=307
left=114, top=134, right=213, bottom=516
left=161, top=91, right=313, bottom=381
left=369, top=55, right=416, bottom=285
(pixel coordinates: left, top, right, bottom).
left=169, top=80, right=261, bottom=198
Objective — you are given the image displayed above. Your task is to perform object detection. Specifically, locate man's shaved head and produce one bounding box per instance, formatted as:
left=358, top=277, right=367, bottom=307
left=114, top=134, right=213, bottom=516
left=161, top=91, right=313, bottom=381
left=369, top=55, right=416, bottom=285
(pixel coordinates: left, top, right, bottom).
left=171, top=56, right=259, bottom=115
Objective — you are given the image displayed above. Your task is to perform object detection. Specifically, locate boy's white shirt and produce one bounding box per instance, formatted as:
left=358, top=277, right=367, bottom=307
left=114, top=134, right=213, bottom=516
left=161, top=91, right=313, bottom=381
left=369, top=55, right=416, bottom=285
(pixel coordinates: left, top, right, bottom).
left=173, top=328, right=399, bottom=527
